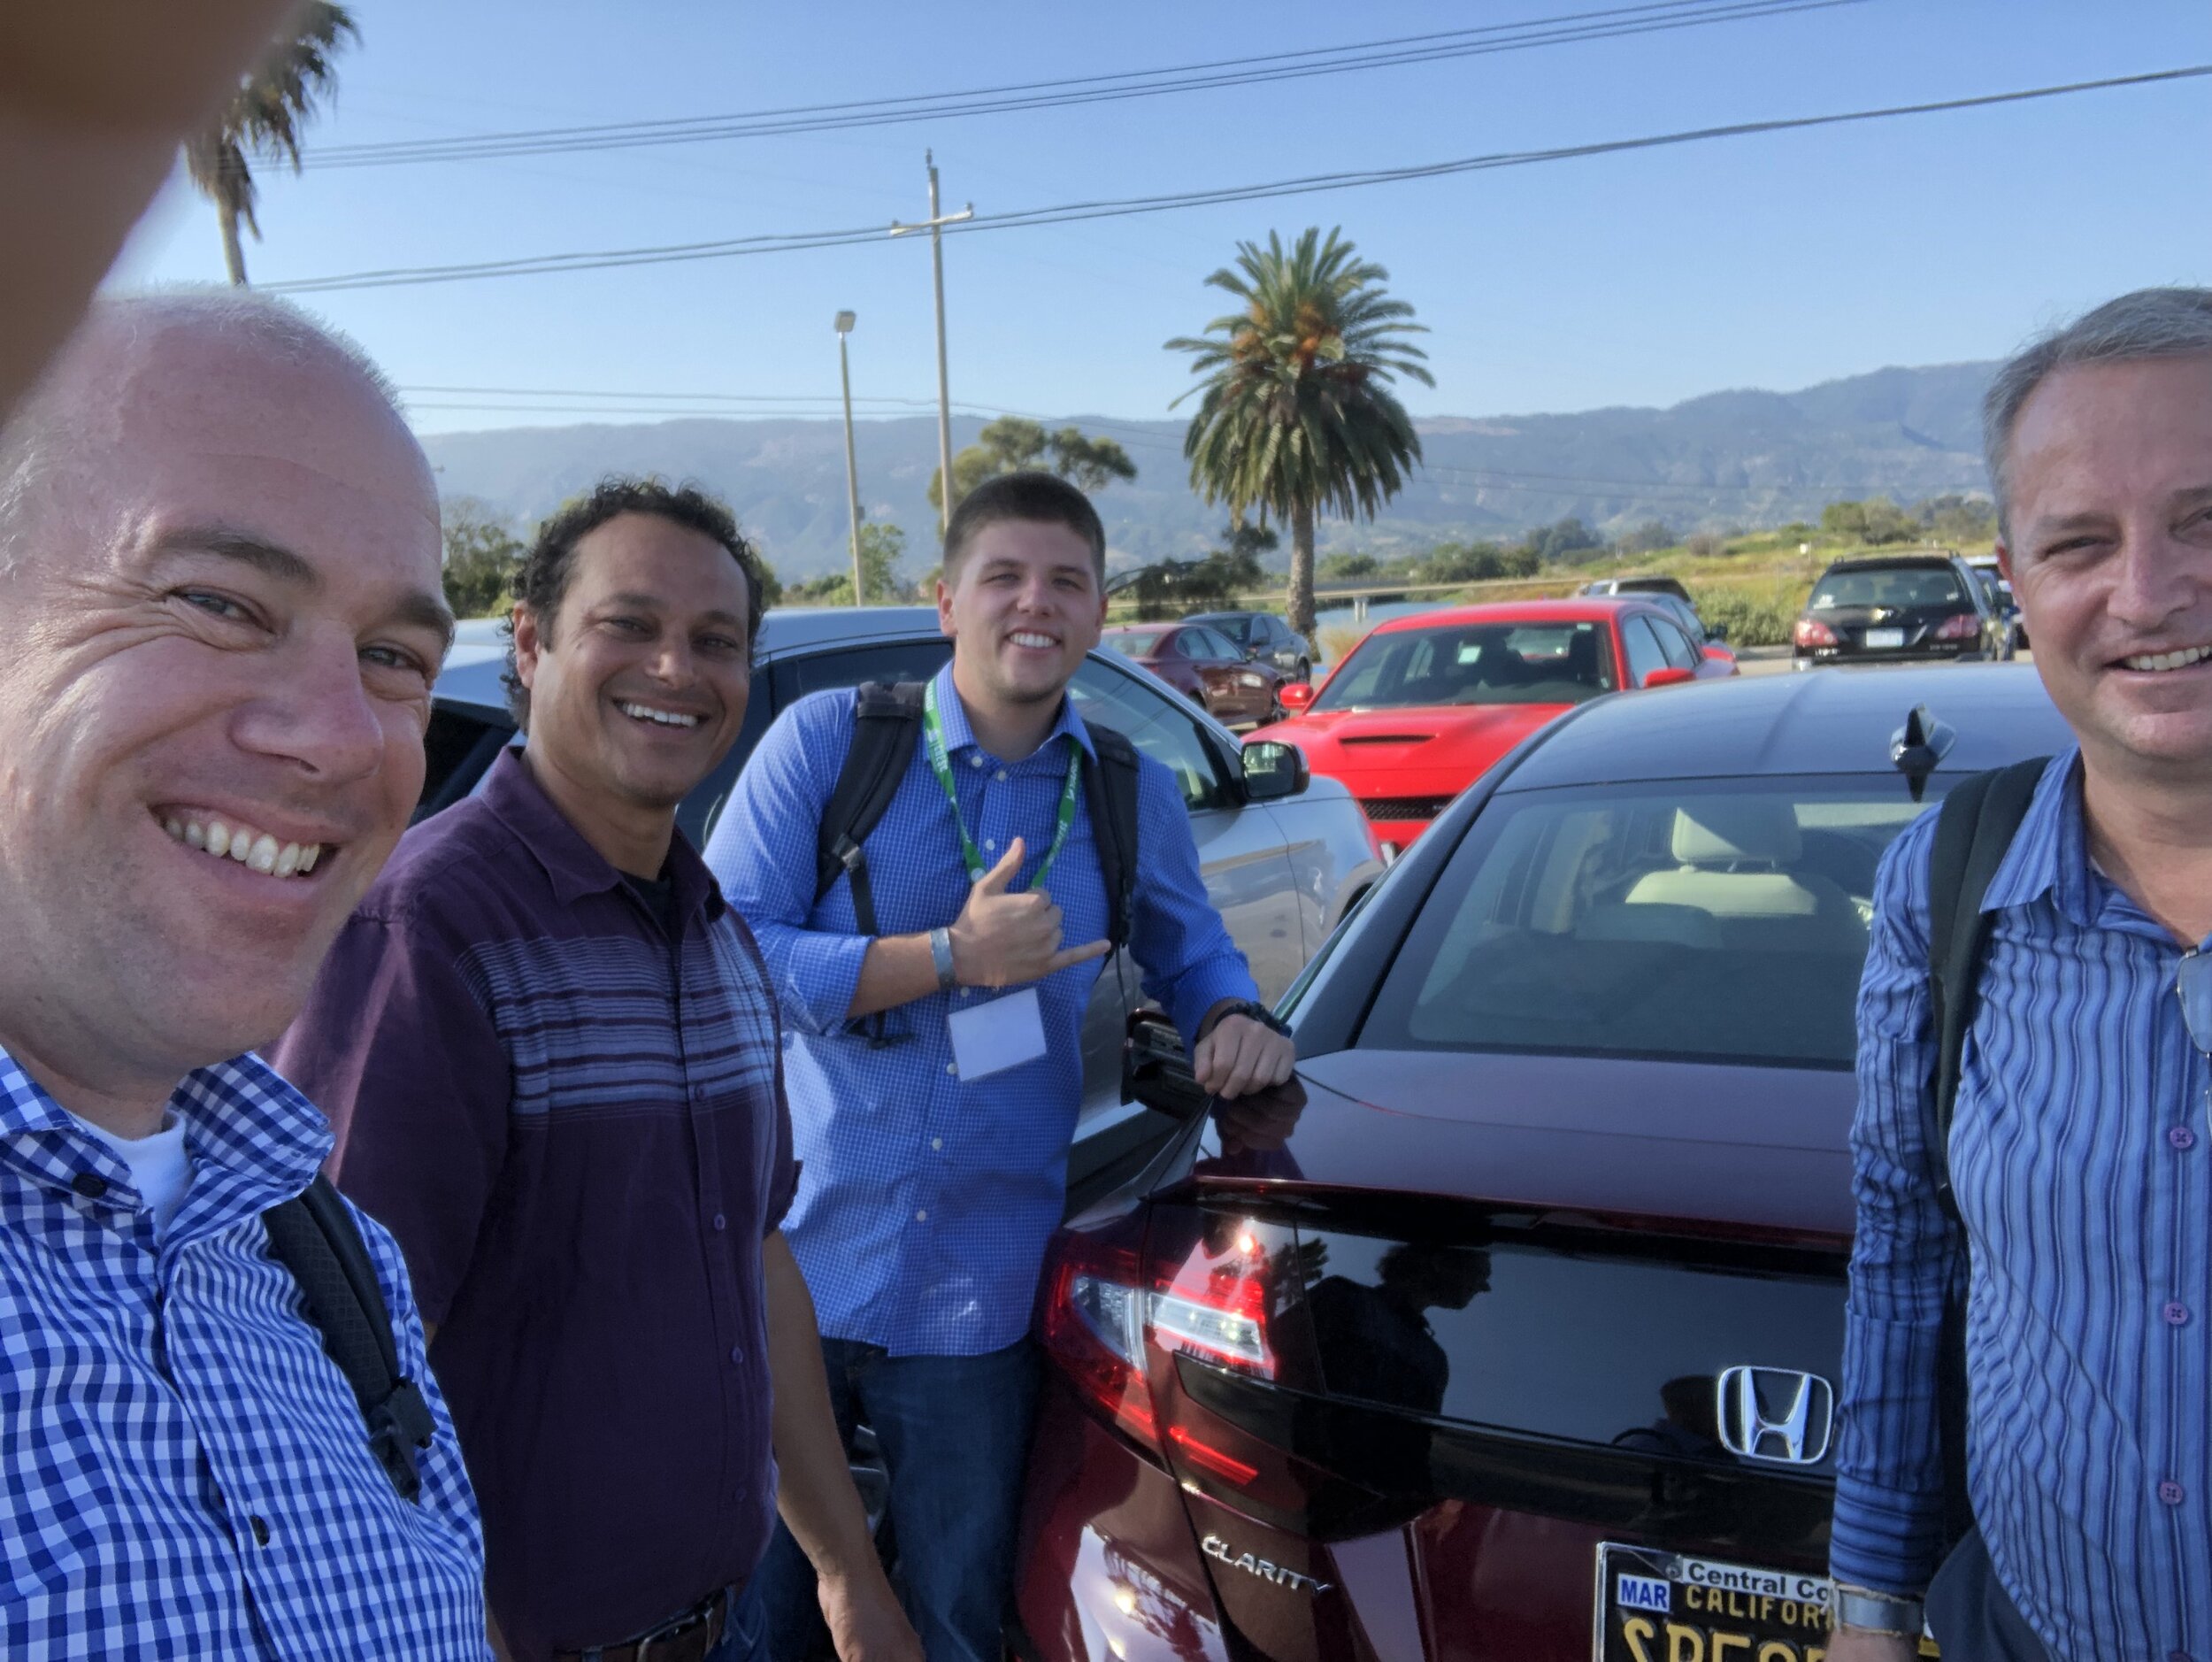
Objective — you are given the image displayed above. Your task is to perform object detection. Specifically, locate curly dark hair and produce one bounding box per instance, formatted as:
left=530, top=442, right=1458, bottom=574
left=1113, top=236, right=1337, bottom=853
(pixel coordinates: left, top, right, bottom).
left=502, top=477, right=766, bottom=728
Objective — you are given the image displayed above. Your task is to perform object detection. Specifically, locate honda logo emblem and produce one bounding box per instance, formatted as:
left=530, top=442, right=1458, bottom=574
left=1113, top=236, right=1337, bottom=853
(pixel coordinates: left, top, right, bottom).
left=1716, top=1366, right=1833, bottom=1466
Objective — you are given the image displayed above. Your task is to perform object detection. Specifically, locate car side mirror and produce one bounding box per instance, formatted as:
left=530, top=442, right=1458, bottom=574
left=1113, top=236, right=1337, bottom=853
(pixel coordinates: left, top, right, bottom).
left=1241, top=739, right=1308, bottom=801
left=1705, top=621, right=1730, bottom=642
left=1279, top=681, right=1317, bottom=713
left=1642, top=666, right=1697, bottom=689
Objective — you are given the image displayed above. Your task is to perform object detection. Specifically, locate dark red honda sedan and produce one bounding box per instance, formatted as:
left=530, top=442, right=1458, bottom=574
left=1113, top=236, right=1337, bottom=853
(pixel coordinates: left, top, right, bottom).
left=1013, top=664, right=2069, bottom=1662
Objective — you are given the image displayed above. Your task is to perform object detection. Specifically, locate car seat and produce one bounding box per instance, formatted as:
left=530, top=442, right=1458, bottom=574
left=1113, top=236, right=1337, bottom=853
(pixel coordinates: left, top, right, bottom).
left=1621, top=800, right=1865, bottom=950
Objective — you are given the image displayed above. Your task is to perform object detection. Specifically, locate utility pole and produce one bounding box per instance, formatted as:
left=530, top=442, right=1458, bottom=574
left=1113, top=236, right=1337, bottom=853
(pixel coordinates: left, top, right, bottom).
left=834, top=310, right=864, bottom=604
left=889, top=150, right=972, bottom=541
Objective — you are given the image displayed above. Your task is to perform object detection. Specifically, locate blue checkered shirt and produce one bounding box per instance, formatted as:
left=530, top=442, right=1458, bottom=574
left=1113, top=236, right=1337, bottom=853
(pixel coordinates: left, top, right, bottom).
left=1833, top=751, right=2212, bottom=1657
left=706, top=664, right=1256, bottom=1356
left=0, top=1045, right=488, bottom=1658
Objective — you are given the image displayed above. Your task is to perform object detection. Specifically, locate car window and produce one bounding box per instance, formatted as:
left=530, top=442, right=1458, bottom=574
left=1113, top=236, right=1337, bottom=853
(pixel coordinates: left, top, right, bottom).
left=1192, top=626, right=1241, bottom=661
left=1810, top=567, right=1965, bottom=610
left=1620, top=616, right=1670, bottom=686
left=1067, top=658, right=1233, bottom=813
left=1648, top=615, right=1701, bottom=671
left=1361, top=778, right=1942, bottom=1068
left=1105, top=629, right=1171, bottom=658
left=769, top=637, right=953, bottom=702
left=1313, top=621, right=1617, bottom=712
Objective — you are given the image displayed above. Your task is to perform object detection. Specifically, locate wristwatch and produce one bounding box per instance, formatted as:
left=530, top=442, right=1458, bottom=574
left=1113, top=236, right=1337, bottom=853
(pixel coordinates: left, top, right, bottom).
left=928, top=926, right=959, bottom=994
left=1203, top=998, right=1291, bottom=1039
left=1832, top=1583, right=1924, bottom=1638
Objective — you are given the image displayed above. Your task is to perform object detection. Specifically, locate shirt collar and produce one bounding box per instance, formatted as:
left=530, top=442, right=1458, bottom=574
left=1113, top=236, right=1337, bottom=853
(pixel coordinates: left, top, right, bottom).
left=0, top=1043, right=331, bottom=1204
left=1979, top=748, right=2099, bottom=927
left=930, top=659, right=1097, bottom=764
left=480, top=748, right=725, bottom=925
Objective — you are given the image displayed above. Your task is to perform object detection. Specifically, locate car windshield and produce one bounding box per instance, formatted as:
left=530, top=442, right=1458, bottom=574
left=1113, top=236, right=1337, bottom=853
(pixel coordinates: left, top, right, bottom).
left=1202, top=616, right=1256, bottom=644
left=1312, top=621, right=1617, bottom=712
left=1810, top=567, right=1963, bottom=610
left=1360, top=777, right=1940, bottom=1067
left=1105, top=630, right=1171, bottom=658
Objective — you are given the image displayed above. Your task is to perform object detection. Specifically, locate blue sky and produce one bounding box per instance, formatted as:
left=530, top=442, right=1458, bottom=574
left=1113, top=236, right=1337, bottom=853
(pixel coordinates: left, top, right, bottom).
left=116, top=0, right=2212, bottom=436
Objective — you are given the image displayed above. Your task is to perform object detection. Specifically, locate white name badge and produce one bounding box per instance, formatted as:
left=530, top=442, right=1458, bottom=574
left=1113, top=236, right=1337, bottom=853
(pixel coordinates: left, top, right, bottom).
left=947, top=988, right=1048, bottom=1081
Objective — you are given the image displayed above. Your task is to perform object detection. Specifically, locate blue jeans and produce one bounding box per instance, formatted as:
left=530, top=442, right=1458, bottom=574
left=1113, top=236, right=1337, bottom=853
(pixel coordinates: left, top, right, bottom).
left=706, top=1581, right=769, bottom=1662
left=753, top=1337, right=1042, bottom=1662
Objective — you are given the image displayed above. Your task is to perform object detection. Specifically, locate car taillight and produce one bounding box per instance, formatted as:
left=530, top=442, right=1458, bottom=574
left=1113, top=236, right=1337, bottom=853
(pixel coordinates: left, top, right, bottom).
left=1933, top=612, right=1979, bottom=642
left=1793, top=618, right=1837, bottom=648
left=1040, top=1224, right=1161, bottom=1446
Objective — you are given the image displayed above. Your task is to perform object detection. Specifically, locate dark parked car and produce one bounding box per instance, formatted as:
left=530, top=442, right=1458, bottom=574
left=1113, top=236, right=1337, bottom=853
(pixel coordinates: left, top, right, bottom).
left=1793, top=552, right=2012, bottom=667
left=423, top=608, right=1383, bottom=1132
left=1102, top=621, right=1286, bottom=728
left=1965, top=552, right=2026, bottom=650
left=1184, top=610, right=1315, bottom=683
left=1013, top=663, right=2070, bottom=1662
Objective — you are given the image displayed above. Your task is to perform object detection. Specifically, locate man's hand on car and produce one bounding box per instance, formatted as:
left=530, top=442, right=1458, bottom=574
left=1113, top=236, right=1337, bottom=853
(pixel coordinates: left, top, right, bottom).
left=1194, top=1006, right=1296, bottom=1100
left=818, top=1566, right=924, bottom=1662
left=948, top=836, right=1110, bottom=988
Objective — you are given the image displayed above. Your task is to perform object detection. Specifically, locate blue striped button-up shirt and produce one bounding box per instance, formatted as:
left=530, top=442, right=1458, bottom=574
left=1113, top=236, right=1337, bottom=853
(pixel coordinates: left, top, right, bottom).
left=706, top=664, right=1256, bottom=1357
left=1833, top=750, right=2212, bottom=1657
left=0, top=1046, right=487, bottom=1658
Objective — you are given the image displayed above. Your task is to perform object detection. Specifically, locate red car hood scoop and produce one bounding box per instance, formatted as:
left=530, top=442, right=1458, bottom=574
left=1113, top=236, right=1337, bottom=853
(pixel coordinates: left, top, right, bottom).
left=1338, top=731, right=1434, bottom=745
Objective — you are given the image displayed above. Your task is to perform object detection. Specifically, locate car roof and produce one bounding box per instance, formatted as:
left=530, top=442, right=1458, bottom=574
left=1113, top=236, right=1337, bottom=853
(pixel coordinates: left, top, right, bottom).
left=1368, top=596, right=1638, bottom=634
left=1182, top=610, right=1266, bottom=622
left=1498, top=663, right=2070, bottom=789
left=1819, top=551, right=1964, bottom=572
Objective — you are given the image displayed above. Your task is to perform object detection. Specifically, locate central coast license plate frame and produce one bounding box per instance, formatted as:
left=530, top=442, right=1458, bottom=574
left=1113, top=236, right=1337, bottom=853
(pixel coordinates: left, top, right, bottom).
left=1864, top=627, right=1908, bottom=650
left=1591, top=1543, right=1839, bottom=1662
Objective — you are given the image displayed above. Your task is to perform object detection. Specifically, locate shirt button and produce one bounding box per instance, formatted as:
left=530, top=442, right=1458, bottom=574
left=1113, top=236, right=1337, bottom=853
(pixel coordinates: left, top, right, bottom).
left=2159, top=1480, right=2185, bottom=1505
left=71, top=1172, right=108, bottom=1200
left=915, top=1209, right=928, bottom=1222
left=984, top=838, right=996, bottom=851
left=969, top=755, right=984, bottom=769
left=995, top=769, right=1009, bottom=782
left=959, top=988, right=972, bottom=999
left=932, top=1137, right=943, bottom=1151
left=2171, top=1126, right=2199, bottom=1150
left=945, top=1062, right=957, bottom=1075
left=249, top=1515, right=271, bottom=1547
left=712, top=1212, right=727, bottom=1232
left=2163, top=1301, right=2190, bottom=1326
left=690, top=1084, right=709, bottom=1104
left=729, top=1344, right=744, bottom=1365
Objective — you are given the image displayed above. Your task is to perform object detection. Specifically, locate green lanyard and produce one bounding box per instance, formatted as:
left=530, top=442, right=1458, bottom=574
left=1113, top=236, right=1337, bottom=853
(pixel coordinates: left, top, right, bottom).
left=922, top=677, right=1083, bottom=888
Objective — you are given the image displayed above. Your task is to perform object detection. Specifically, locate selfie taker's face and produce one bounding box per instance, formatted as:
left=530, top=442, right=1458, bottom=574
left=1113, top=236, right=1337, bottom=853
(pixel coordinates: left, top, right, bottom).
left=0, top=323, right=446, bottom=1074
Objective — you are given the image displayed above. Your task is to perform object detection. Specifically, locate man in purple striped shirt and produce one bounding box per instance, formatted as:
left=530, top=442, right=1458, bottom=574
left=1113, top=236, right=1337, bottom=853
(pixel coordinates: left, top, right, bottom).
left=274, top=481, right=918, bottom=1662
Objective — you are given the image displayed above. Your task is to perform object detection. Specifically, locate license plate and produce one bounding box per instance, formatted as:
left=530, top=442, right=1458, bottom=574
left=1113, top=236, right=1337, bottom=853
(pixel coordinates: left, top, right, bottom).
left=1864, top=627, right=1907, bottom=649
left=1593, top=1543, right=1856, bottom=1662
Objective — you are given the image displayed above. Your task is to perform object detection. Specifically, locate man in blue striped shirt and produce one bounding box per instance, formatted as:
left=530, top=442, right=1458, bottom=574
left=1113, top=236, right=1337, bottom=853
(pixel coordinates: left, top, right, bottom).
left=1832, top=289, right=2212, bottom=1659
left=709, top=472, right=1294, bottom=1660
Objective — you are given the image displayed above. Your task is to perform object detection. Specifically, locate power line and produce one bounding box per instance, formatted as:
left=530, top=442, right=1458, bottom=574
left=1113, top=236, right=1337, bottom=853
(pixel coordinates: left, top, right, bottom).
left=269, top=64, right=2212, bottom=296
left=306, top=0, right=1847, bottom=169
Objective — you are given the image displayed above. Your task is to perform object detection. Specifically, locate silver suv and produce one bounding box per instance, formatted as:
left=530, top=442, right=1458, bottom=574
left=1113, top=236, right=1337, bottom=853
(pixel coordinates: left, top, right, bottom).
left=422, top=607, right=1386, bottom=1168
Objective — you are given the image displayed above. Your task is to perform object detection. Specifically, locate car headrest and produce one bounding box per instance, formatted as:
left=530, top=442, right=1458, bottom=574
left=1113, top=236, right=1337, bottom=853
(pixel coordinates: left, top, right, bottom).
left=1671, top=799, right=1802, bottom=865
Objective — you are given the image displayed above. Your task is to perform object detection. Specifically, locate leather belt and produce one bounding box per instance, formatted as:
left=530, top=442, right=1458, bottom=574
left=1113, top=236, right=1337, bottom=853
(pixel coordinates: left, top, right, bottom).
left=551, top=1585, right=730, bottom=1662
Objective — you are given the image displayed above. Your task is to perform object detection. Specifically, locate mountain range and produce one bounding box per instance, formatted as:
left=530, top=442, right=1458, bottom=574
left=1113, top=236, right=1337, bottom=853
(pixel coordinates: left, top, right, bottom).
left=419, top=358, right=1999, bottom=581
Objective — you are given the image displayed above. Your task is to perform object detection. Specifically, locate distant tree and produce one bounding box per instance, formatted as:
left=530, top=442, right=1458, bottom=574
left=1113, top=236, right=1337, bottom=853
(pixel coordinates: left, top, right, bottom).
left=1524, top=516, right=1604, bottom=563
left=184, top=3, right=357, bottom=285
left=1317, top=552, right=1379, bottom=581
left=927, top=416, right=1137, bottom=514
left=1686, top=530, right=1728, bottom=559
left=1168, top=226, right=1432, bottom=641
left=1111, top=519, right=1273, bottom=620
left=1619, top=519, right=1676, bottom=555
left=788, top=519, right=908, bottom=606
left=1821, top=496, right=1920, bottom=546
left=440, top=498, right=525, bottom=618
left=1916, top=494, right=1997, bottom=544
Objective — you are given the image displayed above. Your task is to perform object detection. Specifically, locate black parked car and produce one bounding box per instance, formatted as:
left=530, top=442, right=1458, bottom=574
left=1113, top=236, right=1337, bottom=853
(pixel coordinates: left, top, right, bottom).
left=1183, top=610, right=1313, bottom=683
left=1793, top=551, right=2012, bottom=668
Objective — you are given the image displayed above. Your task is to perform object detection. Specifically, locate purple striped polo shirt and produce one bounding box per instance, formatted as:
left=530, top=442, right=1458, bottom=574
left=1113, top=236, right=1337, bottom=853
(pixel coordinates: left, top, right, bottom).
left=270, top=751, right=796, bottom=1662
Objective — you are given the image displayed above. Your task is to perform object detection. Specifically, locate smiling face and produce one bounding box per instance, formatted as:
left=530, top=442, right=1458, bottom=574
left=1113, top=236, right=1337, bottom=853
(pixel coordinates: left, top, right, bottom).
left=0, top=312, right=448, bottom=1105
left=937, top=518, right=1108, bottom=714
left=511, top=511, right=753, bottom=851
left=1999, top=354, right=2212, bottom=784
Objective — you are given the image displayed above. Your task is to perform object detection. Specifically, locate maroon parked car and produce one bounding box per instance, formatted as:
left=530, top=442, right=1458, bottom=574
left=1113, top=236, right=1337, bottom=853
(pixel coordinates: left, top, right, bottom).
left=1104, top=622, right=1285, bottom=728
left=1013, top=664, right=2070, bottom=1662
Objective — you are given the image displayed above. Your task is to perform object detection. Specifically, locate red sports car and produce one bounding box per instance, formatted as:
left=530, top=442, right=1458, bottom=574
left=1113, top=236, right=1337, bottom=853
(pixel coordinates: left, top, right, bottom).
left=1265, top=599, right=1733, bottom=852
left=1103, top=622, right=1286, bottom=728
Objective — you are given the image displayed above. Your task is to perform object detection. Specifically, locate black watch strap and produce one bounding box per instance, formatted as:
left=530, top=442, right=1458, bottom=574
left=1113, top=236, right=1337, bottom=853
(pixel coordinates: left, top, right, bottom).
left=1207, top=998, right=1290, bottom=1038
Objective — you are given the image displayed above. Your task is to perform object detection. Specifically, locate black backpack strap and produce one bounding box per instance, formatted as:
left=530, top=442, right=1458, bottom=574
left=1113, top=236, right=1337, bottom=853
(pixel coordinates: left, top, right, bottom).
left=1079, top=722, right=1142, bottom=951
left=1920, top=754, right=2047, bottom=1549
left=262, top=1175, right=436, bottom=1504
left=815, top=681, right=927, bottom=938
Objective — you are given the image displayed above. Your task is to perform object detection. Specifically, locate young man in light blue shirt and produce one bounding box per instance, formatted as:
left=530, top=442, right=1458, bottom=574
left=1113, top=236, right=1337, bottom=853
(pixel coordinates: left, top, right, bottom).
left=707, top=471, right=1294, bottom=1660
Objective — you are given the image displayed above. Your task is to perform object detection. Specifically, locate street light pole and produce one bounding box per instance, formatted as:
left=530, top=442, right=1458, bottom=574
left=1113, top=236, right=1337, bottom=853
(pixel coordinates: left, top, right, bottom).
left=834, top=311, right=863, bottom=605
left=889, top=150, right=973, bottom=541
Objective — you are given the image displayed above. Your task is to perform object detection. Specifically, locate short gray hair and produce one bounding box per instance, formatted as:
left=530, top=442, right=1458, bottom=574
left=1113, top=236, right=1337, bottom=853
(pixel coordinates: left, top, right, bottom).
left=0, top=288, right=403, bottom=572
left=1983, top=287, right=2212, bottom=536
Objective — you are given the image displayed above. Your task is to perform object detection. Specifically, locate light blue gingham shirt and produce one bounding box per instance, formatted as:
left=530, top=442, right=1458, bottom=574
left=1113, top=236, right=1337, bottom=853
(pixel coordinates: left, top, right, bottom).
left=707, top=663, right=1256, bottom=1357
left=1833, top=750, right=2212, bottom=1658
left=0, top=1044, right=488, bottom=1658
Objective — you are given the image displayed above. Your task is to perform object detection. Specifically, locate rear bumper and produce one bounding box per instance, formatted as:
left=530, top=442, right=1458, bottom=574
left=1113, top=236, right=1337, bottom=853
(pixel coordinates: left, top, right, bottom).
left=1793, top=643, right=1987, bottom=667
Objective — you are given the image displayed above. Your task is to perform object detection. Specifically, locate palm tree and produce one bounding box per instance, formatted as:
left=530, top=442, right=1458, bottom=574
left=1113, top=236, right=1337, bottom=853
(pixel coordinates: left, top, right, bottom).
left=184, top=3, right=357, bottom=286
left=1167, top=227, right=1432, bottom=640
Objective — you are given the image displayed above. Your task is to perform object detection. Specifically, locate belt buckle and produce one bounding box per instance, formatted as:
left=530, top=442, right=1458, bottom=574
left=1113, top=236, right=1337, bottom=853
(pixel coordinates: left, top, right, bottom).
left=634, top=1588, right=723, bottom=1662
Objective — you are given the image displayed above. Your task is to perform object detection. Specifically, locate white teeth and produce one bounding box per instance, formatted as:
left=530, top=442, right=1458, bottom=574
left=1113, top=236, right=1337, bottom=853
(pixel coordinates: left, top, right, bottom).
left=617, top=701, right=702, bottom=728
left=1010, top=632, right=1056, bottom=649
left=163, top=813, right=324, bottom=880
left=2123, top=643, right=2212, bottom=673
